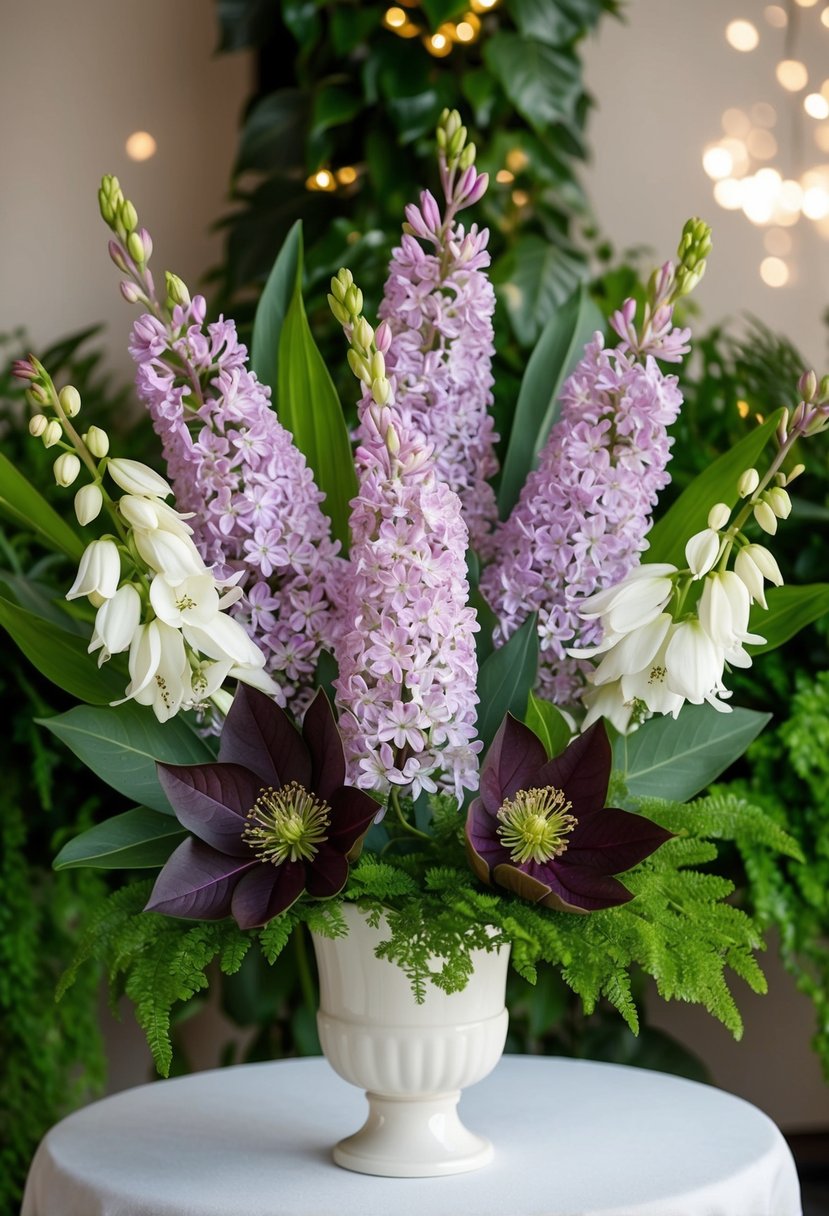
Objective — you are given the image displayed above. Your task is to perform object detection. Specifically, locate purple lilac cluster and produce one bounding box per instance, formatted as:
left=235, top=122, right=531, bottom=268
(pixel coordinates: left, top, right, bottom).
left=480, top=285, right=688, bottom=706
left=375, top=150, right=499, bottom=555
left=332, top=303, right=481, bottom=800
left=129, top=296, right=343, bottom=707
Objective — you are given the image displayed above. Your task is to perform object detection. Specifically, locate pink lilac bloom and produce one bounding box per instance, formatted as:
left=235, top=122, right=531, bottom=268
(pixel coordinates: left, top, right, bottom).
left=335, top=323, right=481, bottom=801
left=480, top=276, right=688, bottom=707
left=129, top=295, right=343, bottom=708
left=375, top=155, right=499, bottom=556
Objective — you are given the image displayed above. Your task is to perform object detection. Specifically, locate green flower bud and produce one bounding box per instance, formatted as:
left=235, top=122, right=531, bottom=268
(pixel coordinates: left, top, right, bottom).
left=85, top=425, right=110, bottom=458
left=43, top=420, right=63, bottom=449
left=373, top=376, right=391, bottom=406
left=344, top=285, right=363, bottom=318
left=165, top=272, right=191, bottom=307
left=59, top=385, right=82, bottom=418
left=385, top=423, right=400, bottom=456
left=347, top=348, right=371, bottom=384
left=53, top=452, right=81, bottom=487
left=327, top=294, right=350, bottom=327
left=460, top=142, right=476, bottom=170
left=28, top=414, right=48, bottom=437
left=119, top=200, right=138, bottom=233
left=127, top=231, right=147, bottom=265
left=354, top=316, right=374, bottom=354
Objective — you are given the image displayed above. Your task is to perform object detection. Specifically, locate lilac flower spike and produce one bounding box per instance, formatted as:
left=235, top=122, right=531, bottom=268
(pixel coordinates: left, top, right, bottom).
left=482, top=221, right=712, bottom=708
left=375, top=109, right=499, bottom=556
left=328, top=271, right=481, bottom=801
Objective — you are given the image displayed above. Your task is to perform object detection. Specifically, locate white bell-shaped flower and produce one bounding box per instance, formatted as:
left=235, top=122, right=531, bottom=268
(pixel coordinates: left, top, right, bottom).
left=578, top=564, right=677, bottom=638
left=89, top=584, right=142, bottom=665
left=125, top=619, right=190, bottom=722
left=183, top=613, right=268, bottom=669
left=66, top=539, right=121, bottom=603
left=134, top=527, right=207, bottom=583
left=108, top=458, right=172, bottom=500
left=149, top=573, right=221, bottom=630
left=665, top=620, right=726, bottom=705
left=699, top=570, right=765, bottom=665
left=620, top=624, right=685, bottom=718
left=685, top=529, right=720, bottom=579
left=591, top=612, right=673, bottom=687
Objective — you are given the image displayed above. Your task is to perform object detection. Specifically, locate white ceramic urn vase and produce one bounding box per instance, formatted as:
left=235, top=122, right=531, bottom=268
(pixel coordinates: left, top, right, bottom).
left=311, top=902, right=510, bottom=1177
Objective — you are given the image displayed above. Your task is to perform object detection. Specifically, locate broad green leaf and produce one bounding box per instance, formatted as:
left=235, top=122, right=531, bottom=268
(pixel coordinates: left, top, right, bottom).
left=491, top=234, right=586, bottom=347
left=311, top=82, right=363, bottom=136
left=277, top=237, right=357, bottom=551
left=645, top=410, right=785, bottom=568
left=0, top=574, right=87, bottom=632
left=0, top=451, right=84, bottom=560
left=510, top=0, right=609, bottom=46
left=54, top=807, right=185, bottom=871
left=616, top=704, right=771, bottom=803
left=39, top=703, right=215, bottom=814
left=498, top=285, right=603, bottom=515
left=420, top=0, right=466, bottom=26
left=234, top=89, right=309, bottom=174
left=476, top=614, right=538, bottom=750
left=483, top=34, right=582, bottom=136
left=0, top=595, right=124, bottom=704
left=525, top=693, right=572, bottom=759
left=251, top=220, right=302, bottom=400
left=747, top=583, right=829, bottom=655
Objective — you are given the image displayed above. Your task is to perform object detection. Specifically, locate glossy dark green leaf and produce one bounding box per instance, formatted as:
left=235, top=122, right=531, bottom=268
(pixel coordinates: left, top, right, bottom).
left=54, top=807, right=186, bottom=871
left=234, top=90, right=310, bottom=175
left=251, top=220, right=302, bottom=399
left=330, top=5, right=383, bottom=54
left=0, top=595, right=124, bottom=704
left=484, top=34, right=582, bottom=135
left=476, top=614, right=539, bottom=750
left=747, top=583, right=829, bottom=655
left=645, top=410, right=785, bottom=568
left=276, top=236, right=357, bottom=551
left=39, top=703, right=215, bottom=814
left=311, top=82, right=364, bottom=136
left=498, top=284, right=603, bottom=515
left=491, top=234, right=587, bottom=347
left=510, top=0, right=609, bottom=46
left=0, top=451, right=84, bottom=560
left=615, top=704, right=771, bottom=803
left=420, top=0, right=467, bottom=27
left=525, top=693, right=572, bottom=759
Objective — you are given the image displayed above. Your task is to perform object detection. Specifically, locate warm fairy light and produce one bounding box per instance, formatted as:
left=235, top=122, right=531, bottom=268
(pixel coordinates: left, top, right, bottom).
left=802, top=185, right=829, bottom=218
left=496, top=169, right=514, bottom=184
left=815, top=122, right=829, bottom=152
left=805, top=93, right=829, bottom=119
left=455, top=20, right=476, bottom=41
left=511, top=189, right=530, bottom=207
left=726, top=20, right=759, bottom=51
left=384, top=5, right=406, bottom=26
left=720, top=137, right=750, bottom=175
left=776, top=60, right=809, bottom=92
left=751, top=102, right=777, bottom=127
left=506, top=147, right=529, bottom=172
left=306, top=169, right=336, bottom=192
left=741, top=169, right=781, bottom=225
left=336, top=166, right=358, bottom=185
left=760, top=256, right=790, bottom=286
left=703, top=145, right=733, bottom=180
left=746, top=128, right=777, bottom=159
left=795, top=0, right=818, bottom=7
left=470, top=0, right=498, bottom=10
left=125, top=131, right=157, bottom=161
left=764, top=3, right=787, bottom=23
left=425, top=30, right=452, bottom=55
left=722, top=108, right=750, bottom=137
left=713, top=177, right=744, bottom=209
left=764, top=227, right=792, bottom=255
left=737, top=399, right=751, bottom=418
left=823, top=6, right=829, bottom=25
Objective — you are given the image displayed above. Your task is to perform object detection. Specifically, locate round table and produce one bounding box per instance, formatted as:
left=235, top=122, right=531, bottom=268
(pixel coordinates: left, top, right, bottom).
left=22, top=1055, right=801, bottom=1216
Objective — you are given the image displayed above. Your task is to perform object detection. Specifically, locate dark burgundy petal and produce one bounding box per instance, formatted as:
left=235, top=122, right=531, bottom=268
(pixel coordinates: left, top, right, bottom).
left=567, top=808, right=673, bottom=875
left=145, top=838, right=256, bottom=920
left=539, top=865, right=634, bottom=913
left=326, top=786, right=381, bottom=853
left=536, top=721, right=611, bottom=816
left=306, top=846, right=349, bottom=898
left=219, top=684, right=311, bottom=789
left=302, top=689, right=346, bottom=802
left=157, top=762, right=261, bottom=856
left=230, top=860, right=306, bottom=929
left=480, top=713, right=548, bottom=813
left=465, top=797, right=510, bottom=882
left=491, top=861, right=551, bottom=904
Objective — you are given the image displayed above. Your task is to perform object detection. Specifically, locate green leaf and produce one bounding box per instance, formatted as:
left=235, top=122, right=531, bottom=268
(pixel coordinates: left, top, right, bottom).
left=276, top=232, right=357, bottom=551
left=420, top=0, right=466, bottom=27
left=0, top=595, right=124, bottom=704
left=498, top=284, right=603, bottom=515
left=616, top=704, right=771, bottom=803
left=525, top=693, right=572, bottom=759
left=0, top=451, right=84, bottom=560
left=476, top=614, right=539, bottom=750
left=54, top=807, right=186, bottom=871
left=492, top=234, right=586, bottom=347
left=646, top=410, right=785, bottom=567
left=747, top=583, right=829, bottom=654
left=251, top=220, right=302, bottom=399
left=484, top=34, right=582, bottom=136
left=234, top=89, right=309, bottom=175
left=311, top=82, right=363, bottom=136
left=38, top=703, right=215, bottom=814
left=510, top=0, right=609, bottom=46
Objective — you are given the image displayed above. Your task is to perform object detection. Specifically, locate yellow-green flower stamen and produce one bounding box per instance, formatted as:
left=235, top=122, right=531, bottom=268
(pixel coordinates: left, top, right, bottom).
left=496, top=786, right=577, bottom=865
left=243, top=781, right=331, bottom=865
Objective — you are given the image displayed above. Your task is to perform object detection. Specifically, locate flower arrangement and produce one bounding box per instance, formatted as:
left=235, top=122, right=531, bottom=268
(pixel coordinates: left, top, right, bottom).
left=5, top=111, right=826, bottom=1076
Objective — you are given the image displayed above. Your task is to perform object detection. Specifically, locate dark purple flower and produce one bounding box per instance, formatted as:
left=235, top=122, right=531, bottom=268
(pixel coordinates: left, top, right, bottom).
left=465, top=715, right=672, bottom=913
left=146, top=685, right=378, bottom=929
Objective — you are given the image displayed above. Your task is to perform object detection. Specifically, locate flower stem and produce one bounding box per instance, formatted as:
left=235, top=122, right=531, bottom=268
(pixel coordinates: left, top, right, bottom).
left=292, top=925, right=317, bottom=1021
left=388, top=785, right=431, bottom=841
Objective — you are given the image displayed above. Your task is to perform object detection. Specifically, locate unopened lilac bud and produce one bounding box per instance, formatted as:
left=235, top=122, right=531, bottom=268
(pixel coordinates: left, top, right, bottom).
left=127, top=231, right=147, bottom=265
left=59, top=385, right=81, bottom=417
left=43, top=420, right=63, bottom=448
left=737, top=468, right=759, bottom=498
left=459, top=142, right=476, bottom=171
left=354, top=317, right=374, bottom=354
left=707, top=502, right=730, bottom=530
left=327, top=294, right=350, bottom=327
left=28, top=414, right=48, bottom=438
left=85, top=425, right=110, bottom=458
left=370, top=351, right=386, bottom=381
left=385, top=423, right=400, bottom=456
left=373, top=377, right=391, bottom=406
left=753, top=500, right=778, bottom=535
left=798, top=369, right=818, bottom=402
left=347, top=349, right=371, bottom=384
left=11, top=359, right=37, bottom=382
left=330, top=269, right=353, bottom=302
left=120, top=200, right=138, bottom=233
left=819, top=375, right=829, bottom=404
left=767, top=486, right=792, bottom=519
left=138, top=227, right=153, bottom=260
left=27, top=384, right=49, bottom=407
left=108, top=240, right=130, bottom=273
left=375, top=320, right=392, bottom=353
left=165, top=272, right=191, bottom=307
left=74, top=483, right=104, bottom=526
left=120, top=280, right=143, bottom=305
left=344, top=285, right=363, bottom=318
left=53, top=452, right=81, bottom=487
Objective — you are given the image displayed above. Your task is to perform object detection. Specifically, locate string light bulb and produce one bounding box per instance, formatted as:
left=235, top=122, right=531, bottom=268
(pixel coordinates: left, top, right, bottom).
left=776, top=59, right=809, bottom=91
left=306, top=169, right=337, bottom=192
left=726, top=20, right=759, bottom=51
left=760, top=256, right=790, bottom=286
left=125, top=131, right=157, bottom=161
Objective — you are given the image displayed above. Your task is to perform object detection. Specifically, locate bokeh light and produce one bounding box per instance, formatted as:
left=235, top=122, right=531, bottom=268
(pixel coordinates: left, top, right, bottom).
left=125, top=131, right=157, bottom=161
left=726, top=20, right=759, bottom=50
left=760, top=257, right=790, bottom=286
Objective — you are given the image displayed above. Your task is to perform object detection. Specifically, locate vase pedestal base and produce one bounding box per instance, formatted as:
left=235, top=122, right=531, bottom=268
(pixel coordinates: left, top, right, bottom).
left=333, top=1090, right=493, bottom=1177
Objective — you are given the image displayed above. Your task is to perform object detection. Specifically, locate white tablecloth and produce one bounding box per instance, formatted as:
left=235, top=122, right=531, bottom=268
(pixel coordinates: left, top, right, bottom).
left=22, top=1055, right=801, bottom=1216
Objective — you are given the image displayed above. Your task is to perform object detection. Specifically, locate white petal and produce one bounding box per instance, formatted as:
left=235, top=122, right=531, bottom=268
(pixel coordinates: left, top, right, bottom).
left=108, top=458, right=172, bottom=499
left=592, top=613, right=673, bottom=686
left=685, top=529, right=720, bottom=579
left=665, top=621, right=724, bottom=702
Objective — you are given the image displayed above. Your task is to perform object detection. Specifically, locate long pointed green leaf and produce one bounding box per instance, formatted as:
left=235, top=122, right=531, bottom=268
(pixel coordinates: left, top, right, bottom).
left=525, top=693, right=572, bottom=759
left=38, top=703, right=215, bottom=814
left=476, top=613, right=538, bottom=750
left=250, top=219, right=303, bottom=400
left=748, top=583, right=829, bottom=654
left=646, top=410, right=785, bottom=568
left=276, top=235, right=357, bottom=551
left=0, top=595, right=124, bottom=704
left=0, top=451, right=84, bottom=559
left=54, top=807, right=185, bottom=870
left=616, top=704, right=771, bottom=803
left=498, top=285, right=603, bottom=516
